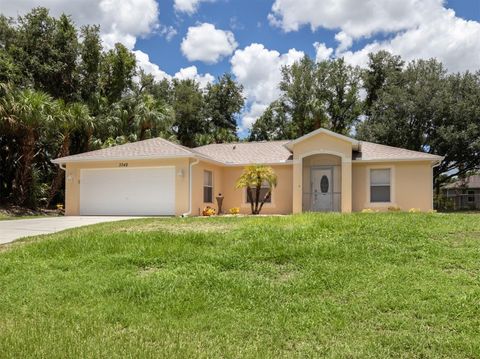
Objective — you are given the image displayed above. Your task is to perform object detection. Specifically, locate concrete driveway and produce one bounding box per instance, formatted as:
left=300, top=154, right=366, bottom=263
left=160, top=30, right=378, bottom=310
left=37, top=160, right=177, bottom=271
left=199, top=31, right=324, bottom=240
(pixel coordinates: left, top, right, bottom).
left=0, top=216, right=141, bottom=245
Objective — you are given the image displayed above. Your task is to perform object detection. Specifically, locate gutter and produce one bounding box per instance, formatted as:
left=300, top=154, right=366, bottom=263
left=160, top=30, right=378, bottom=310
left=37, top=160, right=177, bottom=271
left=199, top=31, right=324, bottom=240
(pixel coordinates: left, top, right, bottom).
left=182, top=158, right=200, bottom=217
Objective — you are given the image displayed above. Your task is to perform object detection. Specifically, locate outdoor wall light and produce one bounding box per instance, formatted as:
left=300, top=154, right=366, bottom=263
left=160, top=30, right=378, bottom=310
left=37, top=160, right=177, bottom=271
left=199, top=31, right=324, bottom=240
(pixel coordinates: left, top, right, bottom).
left=177, top=169, right=184, bottom=177
left=67, top=174, right=73, bottom=182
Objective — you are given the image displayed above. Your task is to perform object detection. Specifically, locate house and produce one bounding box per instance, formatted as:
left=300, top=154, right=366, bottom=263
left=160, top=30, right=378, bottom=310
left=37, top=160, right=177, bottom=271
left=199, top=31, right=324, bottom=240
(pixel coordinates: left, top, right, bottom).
left=52, top=128, right=443, bottom=216
left=442, top=174, right=480, bottom=210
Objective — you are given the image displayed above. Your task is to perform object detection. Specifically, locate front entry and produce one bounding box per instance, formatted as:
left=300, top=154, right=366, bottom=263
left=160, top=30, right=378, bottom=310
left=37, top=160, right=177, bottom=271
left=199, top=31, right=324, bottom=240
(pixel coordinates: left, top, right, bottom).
left=311, top=167, right=333, bottom=212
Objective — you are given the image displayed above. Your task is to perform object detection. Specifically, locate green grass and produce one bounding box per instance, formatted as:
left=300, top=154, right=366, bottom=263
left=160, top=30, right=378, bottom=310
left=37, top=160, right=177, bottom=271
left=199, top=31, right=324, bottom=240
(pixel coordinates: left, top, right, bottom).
left=1, top=213, right=480, bottom=358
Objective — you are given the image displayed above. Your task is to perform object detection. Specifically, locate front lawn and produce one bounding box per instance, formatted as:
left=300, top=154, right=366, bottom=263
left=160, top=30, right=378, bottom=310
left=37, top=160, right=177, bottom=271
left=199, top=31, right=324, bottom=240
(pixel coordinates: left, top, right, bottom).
left=1, top=213, right=479, bottom=358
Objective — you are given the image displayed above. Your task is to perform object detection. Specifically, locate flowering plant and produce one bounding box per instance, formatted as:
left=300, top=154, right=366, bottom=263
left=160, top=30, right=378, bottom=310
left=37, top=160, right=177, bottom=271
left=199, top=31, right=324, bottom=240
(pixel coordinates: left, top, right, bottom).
left=202, top=206, right=216, bottom=216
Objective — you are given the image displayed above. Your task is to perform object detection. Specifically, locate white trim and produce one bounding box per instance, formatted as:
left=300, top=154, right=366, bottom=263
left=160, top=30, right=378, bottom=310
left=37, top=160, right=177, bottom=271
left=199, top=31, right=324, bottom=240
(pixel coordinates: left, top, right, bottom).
left=284, top=128, right=360, bottom=151
left=365, top=165, right=396, bottom=208
left=182, top=159, right=200, bottom=217
left=353, top=158, right=442, bottom=163
left=203, top=169, right=214, bottom=204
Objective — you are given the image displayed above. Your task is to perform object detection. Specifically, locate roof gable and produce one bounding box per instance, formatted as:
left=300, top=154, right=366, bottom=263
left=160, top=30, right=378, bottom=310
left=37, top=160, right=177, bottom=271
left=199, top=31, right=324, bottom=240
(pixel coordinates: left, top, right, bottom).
left=284, top=128, right=359, bottom=151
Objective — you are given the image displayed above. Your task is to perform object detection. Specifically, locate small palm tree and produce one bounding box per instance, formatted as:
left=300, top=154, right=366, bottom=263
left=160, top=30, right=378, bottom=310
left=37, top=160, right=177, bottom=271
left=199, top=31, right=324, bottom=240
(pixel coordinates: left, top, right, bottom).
left=235, top=165, right=277, bottom=215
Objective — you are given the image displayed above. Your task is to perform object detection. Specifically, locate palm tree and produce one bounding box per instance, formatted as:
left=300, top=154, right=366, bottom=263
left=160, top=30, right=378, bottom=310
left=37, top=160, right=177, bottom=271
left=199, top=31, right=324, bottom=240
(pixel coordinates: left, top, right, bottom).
left=0, top=88, right=54, bottom=206
left=134, top=94, right=170, bottom=140
left=235, top=165, right=278, bottom=214
left=48, top=101, right=93, bottom=206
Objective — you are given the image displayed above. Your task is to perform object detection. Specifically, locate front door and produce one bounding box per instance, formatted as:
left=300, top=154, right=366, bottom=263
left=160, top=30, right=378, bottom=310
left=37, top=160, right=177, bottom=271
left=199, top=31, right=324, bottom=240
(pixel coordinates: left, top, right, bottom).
left=311, top=167, right=333, bottom=212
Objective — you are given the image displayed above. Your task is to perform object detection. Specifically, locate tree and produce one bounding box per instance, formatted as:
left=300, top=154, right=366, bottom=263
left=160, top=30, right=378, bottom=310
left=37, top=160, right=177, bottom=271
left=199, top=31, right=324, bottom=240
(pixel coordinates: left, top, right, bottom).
left=249, top=100, right=293, bottom=141
left=48, top=102, right=93, bottom=206
left=315, top=58, right=363, bottom=134
left=204, top=74, right=244, bottom=142
left=362, top=51, right=404, bottom=115
left=235, top=165, right=277, bottom=215
left=279, top=55, right=317, bottom=136
left=79, top=25, right=102, bottom=109
left=172, top=79, right=205, bottom=147
left=356, top=58, right=480, bottom=190
left=0, top=87, right=54, bottom=206
left=100, top=43, right=136, bottom=104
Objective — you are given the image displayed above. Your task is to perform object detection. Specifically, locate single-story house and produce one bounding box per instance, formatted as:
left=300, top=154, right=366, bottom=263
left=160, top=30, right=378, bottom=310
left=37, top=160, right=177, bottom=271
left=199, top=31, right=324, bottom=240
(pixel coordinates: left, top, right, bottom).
left=442, top=174, right=480, bottom=210
left=52, top=128, right=443, bottom=216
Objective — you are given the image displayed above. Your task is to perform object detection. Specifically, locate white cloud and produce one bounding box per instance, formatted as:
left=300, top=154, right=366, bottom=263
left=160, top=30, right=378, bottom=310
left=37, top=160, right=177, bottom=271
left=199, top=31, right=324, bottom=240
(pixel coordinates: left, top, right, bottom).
left=1, top=0, right=159, bottom=50
left=241, top=103, right=268, bottom=131
left=334, top=31, right=353, bottom=54
left=133, top=50, right=171, bottom=81
left=174, top=0, right=215, bottom=15
left=269, top=0, right=441, bottom=38
left=231, top=43, right=304, bottom=131
left=160, top=25, right=177, bottom=42
left=174, top=66, right=214, bottom=88
left=313, top=42, right=333, bottom=62
left=270, top=0, right=480, bottom=73
left=341, top=8, right=480, bottom=73
left=181, top=23, right=238, bottom=64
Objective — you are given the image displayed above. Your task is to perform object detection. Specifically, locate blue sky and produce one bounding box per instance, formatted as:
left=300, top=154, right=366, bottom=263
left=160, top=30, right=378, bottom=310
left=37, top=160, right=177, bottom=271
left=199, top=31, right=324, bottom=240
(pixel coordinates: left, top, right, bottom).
left=2, top=0, right=480, bottom=135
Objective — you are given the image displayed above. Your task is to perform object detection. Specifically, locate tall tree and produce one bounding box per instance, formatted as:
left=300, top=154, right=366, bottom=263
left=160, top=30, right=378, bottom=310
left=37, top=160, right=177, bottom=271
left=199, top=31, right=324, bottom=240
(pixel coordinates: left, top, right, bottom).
left=279, top=55, right=317, bottom=136
left=315, top=58, right=363, bottom=134
left=172, top=79, right=205, bottom=147
left=100, top=43, right=136, bottom=104
left=204, top=74, right=244, bottom=142
left=249, top=100, right=293, bottom=141
left=79, top=25, right=102, bottom=109
left=362, top=51, right=404, bottom=115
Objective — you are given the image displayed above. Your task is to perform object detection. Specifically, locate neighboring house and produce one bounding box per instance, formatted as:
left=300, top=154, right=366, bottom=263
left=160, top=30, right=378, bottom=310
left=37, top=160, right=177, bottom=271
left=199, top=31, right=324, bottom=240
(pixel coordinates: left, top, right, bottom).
left=442, top=174, right=480, bottom=210
left=52, top=128, right=443, bottom=216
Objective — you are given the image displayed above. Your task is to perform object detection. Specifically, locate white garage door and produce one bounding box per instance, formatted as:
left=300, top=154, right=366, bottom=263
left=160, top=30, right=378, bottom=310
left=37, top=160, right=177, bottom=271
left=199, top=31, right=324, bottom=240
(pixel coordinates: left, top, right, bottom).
left=79, top=167, right=175, bottom=216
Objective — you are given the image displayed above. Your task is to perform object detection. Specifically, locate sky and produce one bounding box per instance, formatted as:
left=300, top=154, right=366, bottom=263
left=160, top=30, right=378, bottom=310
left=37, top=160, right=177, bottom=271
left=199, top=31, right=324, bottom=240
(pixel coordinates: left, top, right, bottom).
left=2, top=0, right=480, bottom=136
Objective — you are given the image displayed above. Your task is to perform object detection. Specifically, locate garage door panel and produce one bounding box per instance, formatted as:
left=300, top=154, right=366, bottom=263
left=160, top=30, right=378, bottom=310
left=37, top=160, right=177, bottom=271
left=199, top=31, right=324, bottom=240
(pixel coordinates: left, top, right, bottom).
left=80, top=167, right=175, bottom=215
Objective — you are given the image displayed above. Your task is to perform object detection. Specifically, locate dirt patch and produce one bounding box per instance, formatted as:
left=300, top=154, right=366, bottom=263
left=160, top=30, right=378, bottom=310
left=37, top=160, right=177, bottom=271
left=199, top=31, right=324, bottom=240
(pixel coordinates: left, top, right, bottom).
left=0, top=205, right=61, bottom=219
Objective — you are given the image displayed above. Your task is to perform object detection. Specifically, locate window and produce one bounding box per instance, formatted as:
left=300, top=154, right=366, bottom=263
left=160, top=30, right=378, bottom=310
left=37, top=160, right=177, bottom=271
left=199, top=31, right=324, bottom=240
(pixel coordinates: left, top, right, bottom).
left=203, top=170, right=213, bottom=203
left=370, top=169, right=391, bottom=203
left=246, top=182, right=272, bottom=204
left=467, top=190, right=475, bottom=203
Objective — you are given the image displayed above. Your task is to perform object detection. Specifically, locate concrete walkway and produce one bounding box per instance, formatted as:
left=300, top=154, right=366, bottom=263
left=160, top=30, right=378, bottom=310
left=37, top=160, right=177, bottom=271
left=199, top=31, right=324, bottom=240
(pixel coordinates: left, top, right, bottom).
left=0, top=216, right=140, bottom=245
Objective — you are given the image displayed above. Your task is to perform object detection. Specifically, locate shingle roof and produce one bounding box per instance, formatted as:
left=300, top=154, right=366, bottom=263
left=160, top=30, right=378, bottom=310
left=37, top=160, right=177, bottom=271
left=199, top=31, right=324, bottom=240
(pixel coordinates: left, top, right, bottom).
left=194, top=141, right=292, bottom=164
left=53, top=133, right=442, bottom=164
left=357, top=141, right=443, bottom=161
left=443, top=175, right=480, bottom=189
left=52, top=137, right=194, bottom=163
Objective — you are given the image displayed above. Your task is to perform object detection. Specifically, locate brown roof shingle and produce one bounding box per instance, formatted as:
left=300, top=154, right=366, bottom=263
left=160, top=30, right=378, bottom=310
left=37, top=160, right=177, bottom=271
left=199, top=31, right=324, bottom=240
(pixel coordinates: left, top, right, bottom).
left=52, top=137, right=193, bottom=163
left=53, top=133, right=442, bottom=164
left=194, top=141, right=292, bottom=165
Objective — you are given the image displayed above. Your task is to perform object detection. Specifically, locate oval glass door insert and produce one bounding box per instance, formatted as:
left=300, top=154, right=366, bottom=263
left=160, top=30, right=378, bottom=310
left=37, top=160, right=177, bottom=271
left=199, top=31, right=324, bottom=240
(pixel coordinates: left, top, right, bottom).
left=320, top=175, right=329, bottom=193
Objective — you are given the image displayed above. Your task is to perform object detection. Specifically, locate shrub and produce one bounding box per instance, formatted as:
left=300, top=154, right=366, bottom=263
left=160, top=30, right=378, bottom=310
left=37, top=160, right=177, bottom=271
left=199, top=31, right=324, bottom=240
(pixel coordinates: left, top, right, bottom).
left=362, top=208, right=379, bottom=213
left=229, top=207, right=240, bottom=215
left=202, top=206, right=216, bottom=216
left=409, top=208, right=421, bottom=213
left=388, top=206, right=401, bottom=212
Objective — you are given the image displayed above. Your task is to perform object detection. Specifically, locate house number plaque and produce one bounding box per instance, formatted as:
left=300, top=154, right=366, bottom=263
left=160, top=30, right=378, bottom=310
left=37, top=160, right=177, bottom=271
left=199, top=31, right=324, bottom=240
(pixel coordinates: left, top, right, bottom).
left=119, top=162, right=129, bottom=167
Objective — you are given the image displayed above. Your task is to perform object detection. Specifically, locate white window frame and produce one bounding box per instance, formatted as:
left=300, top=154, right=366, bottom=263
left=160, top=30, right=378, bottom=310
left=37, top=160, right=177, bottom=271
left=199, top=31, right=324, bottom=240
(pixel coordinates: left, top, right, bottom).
left=203, top=170, right=213, bottom=203
left=366, top=165, right=396, bottom=207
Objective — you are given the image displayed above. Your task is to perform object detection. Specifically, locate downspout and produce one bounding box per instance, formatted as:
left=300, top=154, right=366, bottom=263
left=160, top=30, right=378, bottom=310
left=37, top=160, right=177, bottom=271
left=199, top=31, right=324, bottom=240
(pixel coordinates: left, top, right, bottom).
left=182, top=158, right=200, bottom=217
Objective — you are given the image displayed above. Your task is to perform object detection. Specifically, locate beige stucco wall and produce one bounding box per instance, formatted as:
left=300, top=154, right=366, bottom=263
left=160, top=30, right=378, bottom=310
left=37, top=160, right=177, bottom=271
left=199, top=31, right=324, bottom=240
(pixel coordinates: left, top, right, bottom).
left=218, top=165, right=293, bottom=215
left=292, top=133, right=353, bottom=213
left=190, top=160, right=224, bottom=216
left=64, top=158, right=190, bottom=216
left=352, top=161, right=434, bottom=211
